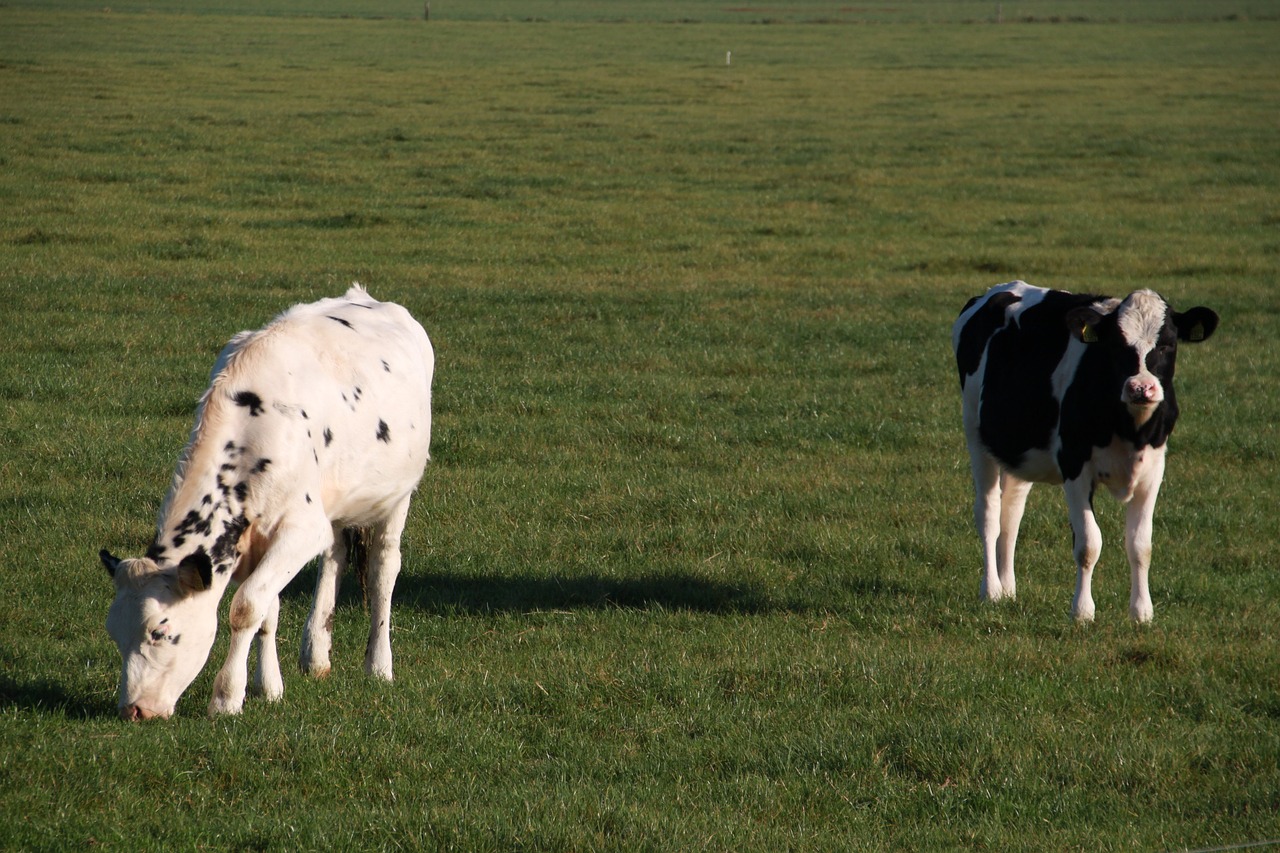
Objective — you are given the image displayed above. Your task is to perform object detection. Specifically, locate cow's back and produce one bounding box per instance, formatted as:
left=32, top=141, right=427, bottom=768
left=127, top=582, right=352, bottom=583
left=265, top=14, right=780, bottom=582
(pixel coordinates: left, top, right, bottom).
left=211, top=286, right=433, bottom=528
left=953, top=282, right=1105, bottom=477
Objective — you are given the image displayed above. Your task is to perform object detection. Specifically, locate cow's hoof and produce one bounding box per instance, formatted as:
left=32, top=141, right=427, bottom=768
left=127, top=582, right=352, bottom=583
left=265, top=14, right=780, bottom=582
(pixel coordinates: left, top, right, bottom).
left=979, top=581, right=1008, bottom=603
left=207, top=695, right=245, bottom=717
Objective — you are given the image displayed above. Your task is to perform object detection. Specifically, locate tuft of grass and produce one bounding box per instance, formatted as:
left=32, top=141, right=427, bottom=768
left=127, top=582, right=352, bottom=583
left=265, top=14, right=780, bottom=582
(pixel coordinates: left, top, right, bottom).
left=2, top=3, right=1278, bottom=850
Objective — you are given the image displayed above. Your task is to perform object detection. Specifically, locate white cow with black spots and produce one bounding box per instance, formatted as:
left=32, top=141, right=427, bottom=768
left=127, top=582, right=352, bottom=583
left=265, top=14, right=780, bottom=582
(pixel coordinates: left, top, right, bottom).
left=101, top=284, right=433, bottom=719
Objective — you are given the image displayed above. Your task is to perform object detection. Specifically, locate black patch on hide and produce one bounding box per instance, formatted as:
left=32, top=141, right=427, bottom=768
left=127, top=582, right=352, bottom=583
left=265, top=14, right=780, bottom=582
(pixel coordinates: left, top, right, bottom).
left=233, top=391, right=265, bottom=416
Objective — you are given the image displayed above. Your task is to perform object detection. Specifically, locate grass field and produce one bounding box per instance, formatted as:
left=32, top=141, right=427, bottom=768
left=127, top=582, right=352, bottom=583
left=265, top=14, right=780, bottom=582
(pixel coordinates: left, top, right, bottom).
left=2, top=1, right=1279, bottom=849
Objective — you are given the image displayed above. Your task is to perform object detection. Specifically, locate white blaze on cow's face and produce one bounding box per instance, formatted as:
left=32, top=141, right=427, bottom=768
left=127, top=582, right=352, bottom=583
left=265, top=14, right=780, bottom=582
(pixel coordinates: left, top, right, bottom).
left=103, top=554, right=218, bottom=721
left=1114, top=290, right=1174, bottom=417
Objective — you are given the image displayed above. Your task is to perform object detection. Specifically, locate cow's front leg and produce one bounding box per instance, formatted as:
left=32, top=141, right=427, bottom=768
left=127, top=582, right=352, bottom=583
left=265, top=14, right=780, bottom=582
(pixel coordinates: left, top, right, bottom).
left=252, top=595, right=284, bottom=702
left=210, top=609, right=255, bottom=717
left=1124, top=462, right=1163, bottom=624
left=1064, top=479, right=1102, bottom=622
left=210, top=519, right=331, bottom=716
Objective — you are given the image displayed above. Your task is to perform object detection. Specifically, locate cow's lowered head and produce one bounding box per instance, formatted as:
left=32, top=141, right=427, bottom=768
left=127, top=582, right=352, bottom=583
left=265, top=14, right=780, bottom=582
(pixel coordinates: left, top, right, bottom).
left=101, top=549, right=218, bottom=721
left=1066, top=289, right=1219, bottom=426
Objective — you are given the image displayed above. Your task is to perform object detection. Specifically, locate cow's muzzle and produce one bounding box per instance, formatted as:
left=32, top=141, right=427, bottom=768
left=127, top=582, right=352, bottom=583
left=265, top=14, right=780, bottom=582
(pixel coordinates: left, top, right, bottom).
left=119, top=703, right=169, bottom=721
left=1124, top=377, right=1162, bottom=405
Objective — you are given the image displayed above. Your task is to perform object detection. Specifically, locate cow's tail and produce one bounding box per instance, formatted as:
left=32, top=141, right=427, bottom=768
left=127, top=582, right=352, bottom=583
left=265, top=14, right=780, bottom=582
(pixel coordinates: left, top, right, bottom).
left=343, top=527, right=370, bottom=601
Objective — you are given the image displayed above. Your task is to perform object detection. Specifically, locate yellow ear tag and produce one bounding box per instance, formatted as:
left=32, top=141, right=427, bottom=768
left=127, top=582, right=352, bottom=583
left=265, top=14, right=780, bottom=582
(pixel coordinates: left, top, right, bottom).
left=1080, top=324, right=1099, bottom=343
left=1188, top=323, right=1205, bottom=342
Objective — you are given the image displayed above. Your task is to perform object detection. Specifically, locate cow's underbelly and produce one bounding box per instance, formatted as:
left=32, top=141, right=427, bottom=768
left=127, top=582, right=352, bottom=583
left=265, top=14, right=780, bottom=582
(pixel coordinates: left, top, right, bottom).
left=998, top=437, right=1165, bottom=503
left=1092, top=438, right=1164, bottom=502
left=1002, top=446, right=1064, bottom=485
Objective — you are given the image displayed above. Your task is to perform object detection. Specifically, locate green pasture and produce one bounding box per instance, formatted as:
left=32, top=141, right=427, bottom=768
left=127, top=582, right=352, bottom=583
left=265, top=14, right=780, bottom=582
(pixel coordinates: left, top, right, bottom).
left=2, top=1, right=1278, bottom=849
left=5, top=0, right=1274, bottom=21
left=6, top=0, right=1276, bottom=22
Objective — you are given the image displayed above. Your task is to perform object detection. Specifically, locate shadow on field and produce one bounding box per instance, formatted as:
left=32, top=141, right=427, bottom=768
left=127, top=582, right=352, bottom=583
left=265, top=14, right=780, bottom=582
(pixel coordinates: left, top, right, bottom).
left=0, top=673, right=111, bottom=719
left=395, top=570, right=774, bottom=615
left=285, top=563, right=776, bottom=615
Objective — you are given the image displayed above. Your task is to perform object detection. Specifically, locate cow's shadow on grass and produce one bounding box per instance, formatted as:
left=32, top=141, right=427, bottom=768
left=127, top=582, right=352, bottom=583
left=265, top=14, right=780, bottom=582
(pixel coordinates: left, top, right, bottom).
left=395, top=569, right=775, bottom=615
left=284, top=561, right=913, bottom=616
left=0, top=674, right=112, bottom=719
left=284, top=562, right=781, bottom=616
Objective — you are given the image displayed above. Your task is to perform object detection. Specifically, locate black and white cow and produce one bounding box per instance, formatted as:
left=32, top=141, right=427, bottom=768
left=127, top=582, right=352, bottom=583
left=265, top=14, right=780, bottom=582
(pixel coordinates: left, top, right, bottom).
left=100, top=285, right=433, bottom=719
left=953, top=280, right=1218, bottom=622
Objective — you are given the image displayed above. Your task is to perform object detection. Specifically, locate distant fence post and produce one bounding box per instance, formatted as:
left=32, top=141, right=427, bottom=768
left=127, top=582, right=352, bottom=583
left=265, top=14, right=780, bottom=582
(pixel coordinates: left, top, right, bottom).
left=424, top=1, right=430, bottom=21
left=996, top=3, right=1002, bottom=23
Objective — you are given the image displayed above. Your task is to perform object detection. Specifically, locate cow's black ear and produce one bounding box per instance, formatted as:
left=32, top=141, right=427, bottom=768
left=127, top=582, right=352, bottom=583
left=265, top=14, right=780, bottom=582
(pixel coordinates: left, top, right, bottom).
left=1174, top=307, right=1219, bottom=343
left=176, top=551, right=213, bottom=594
left=100, top=549, right=122, bottom=578
left=1065, top=306, right=1105, bottom=343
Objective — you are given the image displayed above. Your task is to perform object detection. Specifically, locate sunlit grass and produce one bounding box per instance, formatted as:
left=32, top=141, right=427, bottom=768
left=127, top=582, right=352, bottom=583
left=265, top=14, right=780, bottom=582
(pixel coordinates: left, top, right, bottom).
left=2, top=3, right=1278, bottom=850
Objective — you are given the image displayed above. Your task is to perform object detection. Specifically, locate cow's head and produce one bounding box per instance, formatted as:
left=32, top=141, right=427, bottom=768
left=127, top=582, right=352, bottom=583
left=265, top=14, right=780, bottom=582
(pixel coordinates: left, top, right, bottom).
left=1067, top=290, right=1218, bottom=425
left=101, top=549, right=217, bottom=721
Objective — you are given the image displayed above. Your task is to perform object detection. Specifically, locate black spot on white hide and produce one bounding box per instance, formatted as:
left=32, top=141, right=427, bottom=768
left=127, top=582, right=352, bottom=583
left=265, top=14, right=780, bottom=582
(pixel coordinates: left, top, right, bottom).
left=233, top=391, right=265, bottom=416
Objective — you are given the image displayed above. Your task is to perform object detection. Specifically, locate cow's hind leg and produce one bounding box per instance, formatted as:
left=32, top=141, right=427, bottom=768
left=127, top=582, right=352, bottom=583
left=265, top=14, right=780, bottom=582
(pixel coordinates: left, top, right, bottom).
left=1064, top=479, right=1102, bottom=622
left=969, top=448, right=1006, bottom=603
left=300, top=525, right=348, bottom=677
left=251, top=594, right=284, bottom=702
left=364, top=496, right=413, bottom=681
left=996, top=472, right=1033, bottom=600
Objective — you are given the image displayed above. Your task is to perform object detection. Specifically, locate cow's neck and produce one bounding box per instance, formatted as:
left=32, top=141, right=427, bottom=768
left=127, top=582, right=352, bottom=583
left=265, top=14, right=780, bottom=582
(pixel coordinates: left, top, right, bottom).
left=1115, top=398, right=1178, bottom=450
left=149, top=406, right=254, bottom=579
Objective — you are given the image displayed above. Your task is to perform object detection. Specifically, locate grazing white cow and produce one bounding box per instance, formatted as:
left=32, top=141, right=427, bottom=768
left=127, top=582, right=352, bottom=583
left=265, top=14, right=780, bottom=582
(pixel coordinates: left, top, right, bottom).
left=953, top=281, right=1217, bottom=622
left=100, top=285, right=433, bottom=719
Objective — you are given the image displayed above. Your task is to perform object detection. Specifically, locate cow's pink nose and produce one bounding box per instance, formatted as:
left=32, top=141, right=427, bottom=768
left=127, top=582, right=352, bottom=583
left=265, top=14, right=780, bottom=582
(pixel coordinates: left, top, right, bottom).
left=120, top=704, right=158, bottom=722
left=1127, top=380, right=1159, bottom=402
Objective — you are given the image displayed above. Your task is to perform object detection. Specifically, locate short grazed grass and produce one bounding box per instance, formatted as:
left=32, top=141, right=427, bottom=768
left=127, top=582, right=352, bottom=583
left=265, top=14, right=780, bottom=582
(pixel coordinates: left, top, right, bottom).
left=1, top=3, right=1278, bottom=850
